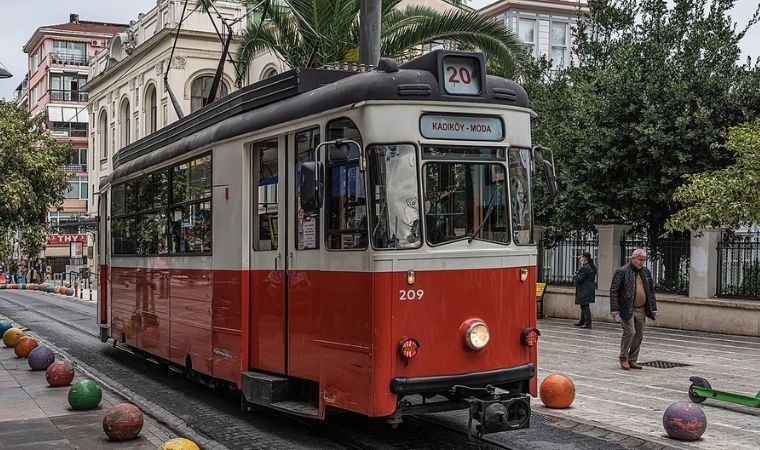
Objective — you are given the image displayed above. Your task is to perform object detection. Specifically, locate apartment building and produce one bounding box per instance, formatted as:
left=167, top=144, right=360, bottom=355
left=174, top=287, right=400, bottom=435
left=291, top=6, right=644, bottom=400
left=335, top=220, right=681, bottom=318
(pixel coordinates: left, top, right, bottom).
left=21, top=14, right=128, bottom=276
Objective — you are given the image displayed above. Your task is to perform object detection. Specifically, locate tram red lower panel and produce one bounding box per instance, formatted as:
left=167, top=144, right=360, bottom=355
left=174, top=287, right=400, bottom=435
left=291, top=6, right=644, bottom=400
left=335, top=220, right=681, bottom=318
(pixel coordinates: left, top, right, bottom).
left=106, top=264, right=537, bottom=416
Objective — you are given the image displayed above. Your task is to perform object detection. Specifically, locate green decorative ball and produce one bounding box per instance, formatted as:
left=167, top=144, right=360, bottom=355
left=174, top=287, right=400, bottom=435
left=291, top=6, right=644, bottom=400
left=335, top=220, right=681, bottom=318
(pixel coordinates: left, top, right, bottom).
left=68, top=380, right=103, bottom=410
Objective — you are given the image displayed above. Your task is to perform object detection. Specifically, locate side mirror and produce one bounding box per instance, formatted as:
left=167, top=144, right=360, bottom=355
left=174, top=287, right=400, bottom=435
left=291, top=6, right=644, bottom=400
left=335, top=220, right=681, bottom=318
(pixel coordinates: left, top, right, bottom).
left=300, top=161, right=324, bottom=210
left=533, top=146, right=558, bottom=202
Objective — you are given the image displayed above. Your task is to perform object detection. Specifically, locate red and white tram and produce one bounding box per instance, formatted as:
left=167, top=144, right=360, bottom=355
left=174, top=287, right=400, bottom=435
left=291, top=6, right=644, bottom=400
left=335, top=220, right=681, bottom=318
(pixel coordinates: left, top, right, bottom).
left=98, top=50, right=556, bottom=435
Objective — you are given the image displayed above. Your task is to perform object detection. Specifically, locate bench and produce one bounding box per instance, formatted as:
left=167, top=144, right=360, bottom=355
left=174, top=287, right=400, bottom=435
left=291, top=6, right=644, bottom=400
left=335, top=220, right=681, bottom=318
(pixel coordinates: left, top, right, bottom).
left=536, top=282, right=547, bottom=319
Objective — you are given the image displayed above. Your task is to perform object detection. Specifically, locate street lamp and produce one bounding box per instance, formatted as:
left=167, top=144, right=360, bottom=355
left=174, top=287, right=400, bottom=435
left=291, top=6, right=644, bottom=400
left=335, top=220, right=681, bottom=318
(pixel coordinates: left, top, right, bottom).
left=0, top=61, right=13, bottom=79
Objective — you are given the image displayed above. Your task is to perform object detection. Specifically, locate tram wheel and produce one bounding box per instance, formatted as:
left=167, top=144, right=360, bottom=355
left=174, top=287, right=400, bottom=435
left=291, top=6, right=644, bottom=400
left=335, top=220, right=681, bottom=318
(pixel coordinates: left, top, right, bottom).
left=688, top=377, right=711, bottom=403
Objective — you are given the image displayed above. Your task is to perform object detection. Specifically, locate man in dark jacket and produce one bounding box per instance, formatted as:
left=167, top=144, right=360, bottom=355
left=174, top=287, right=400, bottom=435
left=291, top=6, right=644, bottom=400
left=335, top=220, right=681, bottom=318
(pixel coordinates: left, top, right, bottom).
left=610, top=248, right=657, bottom=370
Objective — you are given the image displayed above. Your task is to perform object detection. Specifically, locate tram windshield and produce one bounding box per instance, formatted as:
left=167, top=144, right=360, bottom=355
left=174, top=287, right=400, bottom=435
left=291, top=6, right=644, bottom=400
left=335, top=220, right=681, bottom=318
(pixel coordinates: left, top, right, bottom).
left=368, top=145, right=533, bottom=249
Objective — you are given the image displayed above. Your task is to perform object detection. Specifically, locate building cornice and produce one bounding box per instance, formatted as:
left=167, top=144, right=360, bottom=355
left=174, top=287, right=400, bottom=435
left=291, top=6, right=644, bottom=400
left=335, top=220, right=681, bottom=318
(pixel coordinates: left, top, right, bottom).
left=479, top=0, right=588, bottom=18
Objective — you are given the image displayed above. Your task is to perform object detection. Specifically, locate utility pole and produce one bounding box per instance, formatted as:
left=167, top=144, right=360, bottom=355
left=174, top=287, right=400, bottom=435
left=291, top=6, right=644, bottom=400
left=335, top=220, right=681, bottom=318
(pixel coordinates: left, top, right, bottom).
left=359, top=0, right=381, bottom=66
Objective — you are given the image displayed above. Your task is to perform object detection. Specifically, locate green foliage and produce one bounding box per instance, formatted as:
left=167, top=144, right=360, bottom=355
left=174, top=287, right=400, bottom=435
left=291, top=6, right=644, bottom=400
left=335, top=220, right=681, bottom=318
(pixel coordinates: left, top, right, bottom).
left=528, top=0, right=760, bottom=237
left=0, top=101, right=70, bottom=264
left=236, top=0, right=526, bottom=82
left=666, top=119, right=760, bottom=230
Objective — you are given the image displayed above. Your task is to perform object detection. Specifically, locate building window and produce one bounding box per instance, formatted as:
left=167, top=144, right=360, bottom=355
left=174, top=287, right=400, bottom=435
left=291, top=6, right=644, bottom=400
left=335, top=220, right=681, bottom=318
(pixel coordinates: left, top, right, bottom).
left=98, top=110, right=108, bottom=159
left=50, top=73, right=88, bottom=102
left=145, top=84, right=157, bottom=134
left=260, top=67, right=278, bottom=80
left=52, top=40, right=86, bottom=65
left=518, top=19, right=536, bottom=57
left=120, top=98, right=131, bottom=147
left=550, top=22, right=568, bottom=68
left=65, top=176, right=88, bottom=200
left=32, top=48, right=42, bottom=68
left=190, top=76, right=229, bottom=112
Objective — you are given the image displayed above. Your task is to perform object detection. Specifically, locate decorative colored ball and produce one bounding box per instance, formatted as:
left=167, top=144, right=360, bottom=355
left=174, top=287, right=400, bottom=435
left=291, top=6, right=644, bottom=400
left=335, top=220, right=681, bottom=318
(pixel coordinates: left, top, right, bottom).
left=103, top=403, right=143, bottom=441
left=161, top=438, right=201, bottom=450
left=68, top=380, right=102, bottom=410
left=539, top=373, right=576, bottom=408
left=28, top=345, right=56, bottom=371
left=3, top=327, right=26, bottom=347
left=14, top=336, right=38, bottom=357
left=46, top=360, right=75, bottom=387
left=65, top=288, right=74, bottom=296
left=662, top=401, right=707, bottom=441
left=0, top=321, right=14, bottom=337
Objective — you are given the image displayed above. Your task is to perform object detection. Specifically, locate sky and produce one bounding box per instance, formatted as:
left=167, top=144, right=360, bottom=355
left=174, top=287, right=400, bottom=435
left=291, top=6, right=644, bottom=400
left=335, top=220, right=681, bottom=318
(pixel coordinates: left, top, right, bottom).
left=0, top=0, right=758, bottom=100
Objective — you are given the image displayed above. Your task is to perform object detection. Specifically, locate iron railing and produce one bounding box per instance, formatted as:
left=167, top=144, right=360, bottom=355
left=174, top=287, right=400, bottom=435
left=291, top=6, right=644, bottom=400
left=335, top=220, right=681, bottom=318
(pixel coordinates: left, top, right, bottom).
left=717, top=231, right=760, bottom=299
left=51, top=53, right=87, bottom=66
left=539, top=231, right=599, bottom=285
left=49, top=89, right=88, bottom=102
left=620, top=231, right=690, bottom=294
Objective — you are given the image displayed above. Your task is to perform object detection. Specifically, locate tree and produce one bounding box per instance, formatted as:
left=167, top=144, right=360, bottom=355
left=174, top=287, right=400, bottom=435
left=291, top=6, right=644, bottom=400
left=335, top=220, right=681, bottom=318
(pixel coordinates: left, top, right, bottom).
left=665, top=119, right=760, bottom=231
left=528, top=0, right=760, bottom=239
left=0, top=101, right=70, bottom=265
left=235, top=0, right=526, bottom=84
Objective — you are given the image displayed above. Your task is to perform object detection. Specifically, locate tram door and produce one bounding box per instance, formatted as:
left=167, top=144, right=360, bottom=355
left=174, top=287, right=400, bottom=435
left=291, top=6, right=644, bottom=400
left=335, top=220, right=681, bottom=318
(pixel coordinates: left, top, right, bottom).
left=250, top=137, right=287, bottom=373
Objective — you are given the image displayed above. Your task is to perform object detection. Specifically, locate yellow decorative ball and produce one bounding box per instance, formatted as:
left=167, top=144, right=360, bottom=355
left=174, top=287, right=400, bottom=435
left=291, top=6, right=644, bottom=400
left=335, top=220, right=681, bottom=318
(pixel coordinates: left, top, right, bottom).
left=3, top=328, right=26, bottom=347
left=160, top=438, right=200, bottom=450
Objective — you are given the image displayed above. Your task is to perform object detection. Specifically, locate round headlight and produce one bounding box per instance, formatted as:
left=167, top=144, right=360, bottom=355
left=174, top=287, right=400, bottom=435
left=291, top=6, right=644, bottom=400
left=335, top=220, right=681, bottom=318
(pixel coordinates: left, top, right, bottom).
left=465, top=321, right=490, bottom=350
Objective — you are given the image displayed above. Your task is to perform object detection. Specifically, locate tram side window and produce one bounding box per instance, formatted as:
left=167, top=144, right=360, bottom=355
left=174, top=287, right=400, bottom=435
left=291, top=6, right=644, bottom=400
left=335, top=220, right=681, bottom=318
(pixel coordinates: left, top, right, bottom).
left=368, top=144, right=421, bottom=249
left=325, top=118, right=367, bottom=250
left=111, top=154, right=211, bottom=255
left=508, top=147, right=533, bottom=244
left=253, top=139, right=279, bottom=251
left=294, top=127, right=320, bottom=250
left=170, top=155, right=212, bottom=253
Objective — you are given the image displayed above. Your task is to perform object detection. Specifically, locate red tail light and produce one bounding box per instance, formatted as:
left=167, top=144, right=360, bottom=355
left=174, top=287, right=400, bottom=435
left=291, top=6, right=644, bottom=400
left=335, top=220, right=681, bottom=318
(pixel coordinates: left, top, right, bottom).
left=521, top=328, right=540, bottom=347
left=399, top=338, right=420, bottom=361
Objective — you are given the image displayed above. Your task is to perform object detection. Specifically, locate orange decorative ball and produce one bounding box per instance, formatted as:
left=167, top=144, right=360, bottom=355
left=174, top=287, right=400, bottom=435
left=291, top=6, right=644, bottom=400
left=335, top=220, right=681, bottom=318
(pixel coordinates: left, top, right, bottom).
left=14, top=336, right=39, bottom=357
left=103, top=403, right=143, bottom=441
left=539, top=373, right=576, bottom=408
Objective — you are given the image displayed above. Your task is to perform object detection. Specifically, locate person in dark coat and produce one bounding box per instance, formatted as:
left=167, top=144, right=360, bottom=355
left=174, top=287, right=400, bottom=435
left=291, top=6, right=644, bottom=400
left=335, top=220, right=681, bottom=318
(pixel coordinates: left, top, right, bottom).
left=610, top=248, right=658, bottom=370
left=572, top=251, right=596, bottom=329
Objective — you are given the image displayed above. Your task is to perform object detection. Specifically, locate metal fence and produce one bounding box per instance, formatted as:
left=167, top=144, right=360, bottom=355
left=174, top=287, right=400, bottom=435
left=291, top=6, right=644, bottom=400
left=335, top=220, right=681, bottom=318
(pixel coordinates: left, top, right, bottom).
left=538, top=232, right=599, bottom=285
left=717, top=231, right=760, bottom=299
left=620, top=231, right=690, bottom=295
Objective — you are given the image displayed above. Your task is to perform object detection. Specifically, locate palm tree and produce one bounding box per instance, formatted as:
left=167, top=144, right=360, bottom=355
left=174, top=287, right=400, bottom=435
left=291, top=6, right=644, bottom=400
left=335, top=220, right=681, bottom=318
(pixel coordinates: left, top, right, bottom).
left=235, top=0, right=526, bottom=84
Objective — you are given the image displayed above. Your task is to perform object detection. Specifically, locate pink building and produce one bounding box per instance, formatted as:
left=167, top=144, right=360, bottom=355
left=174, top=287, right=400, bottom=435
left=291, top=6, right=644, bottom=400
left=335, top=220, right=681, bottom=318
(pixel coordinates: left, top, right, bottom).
left=22, top=14, right=127, bottom=274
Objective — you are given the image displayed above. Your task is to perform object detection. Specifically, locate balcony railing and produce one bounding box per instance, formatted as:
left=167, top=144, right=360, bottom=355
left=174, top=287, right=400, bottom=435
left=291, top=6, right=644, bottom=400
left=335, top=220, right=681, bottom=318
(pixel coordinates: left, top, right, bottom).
left=51, top=52, right=87, bottom=66
left=62, top=163, right=87, bottom=173
left=50, top=90, right=88, bottom=102
left=50, top=128, right=88, bottom=139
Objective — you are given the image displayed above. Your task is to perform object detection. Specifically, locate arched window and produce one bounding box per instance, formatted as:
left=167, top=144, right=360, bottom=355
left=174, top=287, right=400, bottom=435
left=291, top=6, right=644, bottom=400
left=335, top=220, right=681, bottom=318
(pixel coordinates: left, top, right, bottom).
left=145, top=84, right=157, bottom=134
left=120, top=98, right=131, bottom=147
left=98, top=110, right=108, bottom=159
left=191, top=76, right=228, bottom=112
left=261, top=67, right=278, bottom=80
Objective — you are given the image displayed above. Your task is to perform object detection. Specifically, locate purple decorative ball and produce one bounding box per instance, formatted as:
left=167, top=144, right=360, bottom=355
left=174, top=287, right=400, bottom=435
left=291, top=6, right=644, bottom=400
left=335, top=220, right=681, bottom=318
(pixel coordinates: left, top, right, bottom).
left=663, top=401, right=707, bottom=441
left=28, top=345, right=56, bottom=371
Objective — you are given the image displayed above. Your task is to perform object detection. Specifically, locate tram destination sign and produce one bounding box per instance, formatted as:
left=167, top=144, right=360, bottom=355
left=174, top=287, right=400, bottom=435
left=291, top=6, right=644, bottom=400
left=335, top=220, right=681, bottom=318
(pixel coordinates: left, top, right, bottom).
left=420, top=114, right=503, bottom=141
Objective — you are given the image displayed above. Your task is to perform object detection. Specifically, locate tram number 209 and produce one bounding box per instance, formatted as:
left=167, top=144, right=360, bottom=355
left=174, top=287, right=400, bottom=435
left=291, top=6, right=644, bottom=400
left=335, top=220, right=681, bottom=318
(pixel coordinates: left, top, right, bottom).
left=399, top=289, right=425, bottom=300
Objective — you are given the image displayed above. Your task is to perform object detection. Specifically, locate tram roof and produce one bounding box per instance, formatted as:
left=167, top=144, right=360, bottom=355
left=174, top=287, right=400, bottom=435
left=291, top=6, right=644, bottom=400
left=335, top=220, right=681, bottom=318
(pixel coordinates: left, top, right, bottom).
left=109, top=50, right=529, bottom=184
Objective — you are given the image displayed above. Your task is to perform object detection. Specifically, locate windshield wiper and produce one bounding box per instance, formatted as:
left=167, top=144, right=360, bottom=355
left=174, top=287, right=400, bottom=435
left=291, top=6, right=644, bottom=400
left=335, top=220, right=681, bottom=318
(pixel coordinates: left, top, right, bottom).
left=467, top=187, right=499, bottom=243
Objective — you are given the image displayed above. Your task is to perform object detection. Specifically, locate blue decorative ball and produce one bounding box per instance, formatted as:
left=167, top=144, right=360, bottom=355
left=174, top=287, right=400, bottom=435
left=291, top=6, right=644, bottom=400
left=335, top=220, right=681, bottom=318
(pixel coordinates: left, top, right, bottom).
left=0, top=321, right=13, bottom=337
left=28, top=346, right=56, bottom=371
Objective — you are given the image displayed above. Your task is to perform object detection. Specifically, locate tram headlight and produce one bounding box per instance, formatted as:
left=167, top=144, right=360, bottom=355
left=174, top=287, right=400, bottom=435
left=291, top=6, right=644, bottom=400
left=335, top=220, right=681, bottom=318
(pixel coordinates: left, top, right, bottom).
left=464, top=321, right=490, bottom=350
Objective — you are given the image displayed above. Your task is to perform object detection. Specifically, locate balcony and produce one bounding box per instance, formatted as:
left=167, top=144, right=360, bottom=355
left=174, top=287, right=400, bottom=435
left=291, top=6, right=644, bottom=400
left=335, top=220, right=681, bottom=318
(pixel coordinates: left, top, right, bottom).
left=50, top=89, right=88, bottom=102
left=61, top=163, right=87, bottom=173
left=51, top=52, right=87, bottom=67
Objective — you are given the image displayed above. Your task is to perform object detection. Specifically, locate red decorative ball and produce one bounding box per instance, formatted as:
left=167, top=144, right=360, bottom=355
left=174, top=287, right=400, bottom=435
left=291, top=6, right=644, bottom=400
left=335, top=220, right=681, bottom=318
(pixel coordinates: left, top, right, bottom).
left=539, top=373, right=576, bottom=408
left=14, top=336, right=39, bottom=358
left=45, top=360, right=75, bottom=387
left=663, top=401, right=707, bottom=441
left=103, top=403, right=143, bottom=441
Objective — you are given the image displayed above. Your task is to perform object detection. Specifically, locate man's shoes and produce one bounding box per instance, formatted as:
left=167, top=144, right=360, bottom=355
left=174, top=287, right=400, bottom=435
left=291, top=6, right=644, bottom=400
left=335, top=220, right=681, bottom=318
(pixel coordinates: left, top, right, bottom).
left=580, top=323, right=592, bottom=329
left=573, top=321, right=585, bottom=326
left=619, top=358, right=630, bottom=370
left=629, top=361, right=643, bottom=370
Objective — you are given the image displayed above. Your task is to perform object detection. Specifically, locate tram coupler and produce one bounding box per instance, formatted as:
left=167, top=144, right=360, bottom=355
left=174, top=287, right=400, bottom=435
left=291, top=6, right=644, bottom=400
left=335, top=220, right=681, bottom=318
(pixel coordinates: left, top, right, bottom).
left=455, top=385, right=531, bottom=438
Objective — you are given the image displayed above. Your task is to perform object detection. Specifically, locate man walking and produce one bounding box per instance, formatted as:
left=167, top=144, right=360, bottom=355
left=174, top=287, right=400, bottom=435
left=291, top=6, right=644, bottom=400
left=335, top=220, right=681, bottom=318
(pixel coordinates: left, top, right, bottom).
left=610, top=248, right=657, bottom=370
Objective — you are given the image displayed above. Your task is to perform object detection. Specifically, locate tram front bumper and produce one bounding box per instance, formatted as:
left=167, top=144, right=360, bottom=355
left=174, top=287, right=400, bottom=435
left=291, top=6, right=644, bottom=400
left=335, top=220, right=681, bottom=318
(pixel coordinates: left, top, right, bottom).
left=389, top=363, right=534, bottom=396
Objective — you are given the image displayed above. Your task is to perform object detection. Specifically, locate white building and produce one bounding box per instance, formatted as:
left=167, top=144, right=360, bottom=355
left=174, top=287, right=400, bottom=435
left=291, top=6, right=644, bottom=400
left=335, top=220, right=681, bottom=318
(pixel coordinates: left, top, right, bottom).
left=478, top=0, right=588, bottom=70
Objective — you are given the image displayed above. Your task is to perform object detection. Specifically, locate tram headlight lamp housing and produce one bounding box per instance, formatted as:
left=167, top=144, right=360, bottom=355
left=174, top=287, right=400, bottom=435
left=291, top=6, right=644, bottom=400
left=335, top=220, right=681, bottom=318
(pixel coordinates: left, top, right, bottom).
left=464, top=320, right=490, bottom=350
